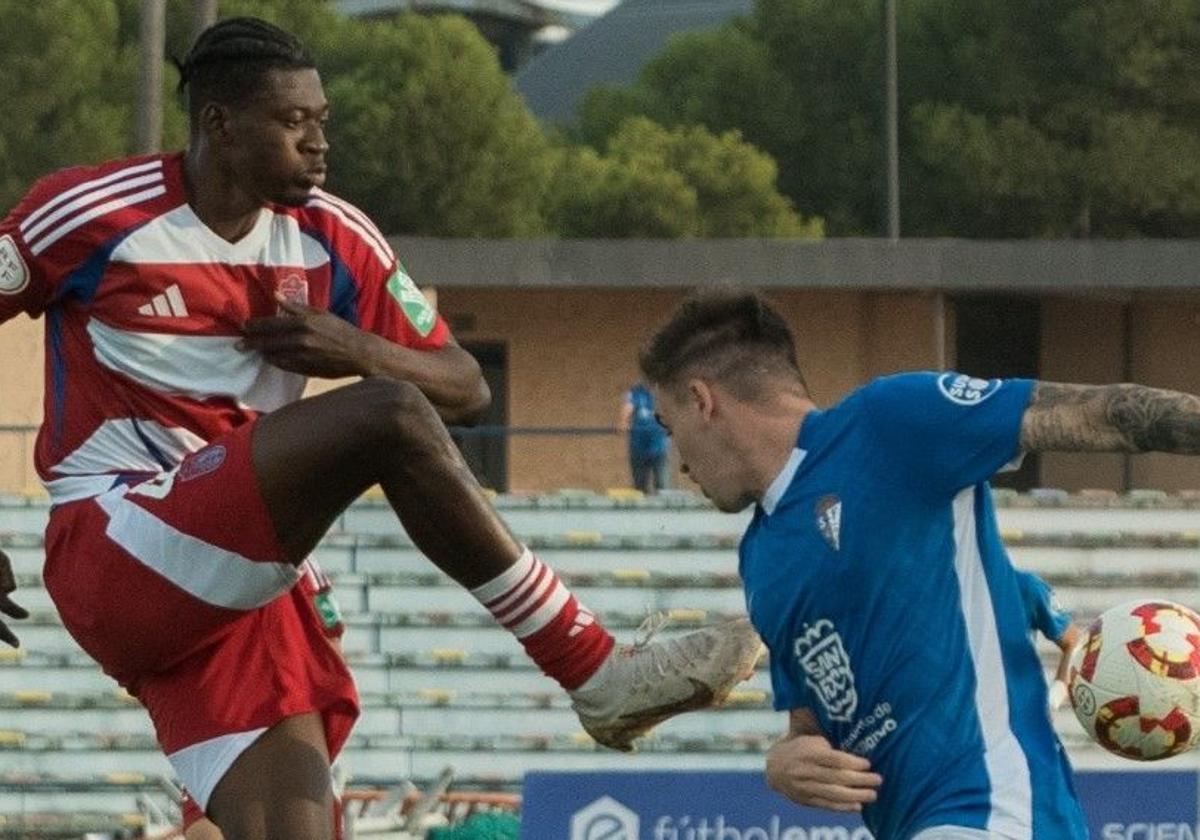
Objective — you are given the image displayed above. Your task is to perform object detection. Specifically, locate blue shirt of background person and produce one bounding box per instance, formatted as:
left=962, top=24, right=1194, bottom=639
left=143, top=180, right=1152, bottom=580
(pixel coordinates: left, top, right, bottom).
left=621, top=382, right=670, bottom=493
left=1015, top=568, right=1081, bottom=710
left=1016, top=569, right=1073, bottom=644
left=740, top=372, right=1088, bottom=840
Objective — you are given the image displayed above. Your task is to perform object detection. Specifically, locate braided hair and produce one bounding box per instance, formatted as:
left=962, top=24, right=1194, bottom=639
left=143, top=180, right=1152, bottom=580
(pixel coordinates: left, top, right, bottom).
left=175, top=17, right=315, bottom=118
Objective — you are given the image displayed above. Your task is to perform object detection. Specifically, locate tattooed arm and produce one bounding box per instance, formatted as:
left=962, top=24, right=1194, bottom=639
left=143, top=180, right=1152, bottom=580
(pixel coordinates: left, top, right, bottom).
left=1020, top=382, right=1200, bottom=454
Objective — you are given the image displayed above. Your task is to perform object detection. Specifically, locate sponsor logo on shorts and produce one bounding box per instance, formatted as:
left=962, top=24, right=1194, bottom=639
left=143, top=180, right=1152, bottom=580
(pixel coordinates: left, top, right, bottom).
left=314, top=590, right=343, bottom=630
left=571, top=796, right=639, bottom=840
left=937, top=372, right=1002, bottom=406
left=0, top=235, right=30, bottom=295
left=179, top=445, right=227, bottom=482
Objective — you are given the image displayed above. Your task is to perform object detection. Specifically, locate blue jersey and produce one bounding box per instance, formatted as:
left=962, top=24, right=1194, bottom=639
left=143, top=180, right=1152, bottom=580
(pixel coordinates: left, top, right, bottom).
left=740, top=372, right=1087, bottom=840
left=627, top=383, right=668, bottom=458
left=1015, top=569, right=1073, bottom=644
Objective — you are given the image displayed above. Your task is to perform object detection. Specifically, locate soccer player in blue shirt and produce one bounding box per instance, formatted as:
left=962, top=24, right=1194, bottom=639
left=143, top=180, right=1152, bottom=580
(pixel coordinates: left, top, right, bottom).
left=640, top=289, right=1200, bottom=840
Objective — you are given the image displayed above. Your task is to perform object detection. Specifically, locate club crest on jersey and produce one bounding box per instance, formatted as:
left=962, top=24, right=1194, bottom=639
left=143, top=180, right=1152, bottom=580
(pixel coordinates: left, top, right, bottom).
left=795, top=619, right=858, bottom=722
left=277, top=274, right=309, bottom=305
left=0, top=235, right=30, bottom=295
left=179, top=445, right=227, bottom=482
left=937, top=372, right=1002, bottom=406
left=386, top=265, right=436, bottom=337
left=815, top=494, right=842, bottom=551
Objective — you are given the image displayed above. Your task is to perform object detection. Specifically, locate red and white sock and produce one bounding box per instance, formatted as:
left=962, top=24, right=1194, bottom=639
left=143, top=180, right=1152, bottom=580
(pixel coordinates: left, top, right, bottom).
left=471, top=548, right=614, bottom=690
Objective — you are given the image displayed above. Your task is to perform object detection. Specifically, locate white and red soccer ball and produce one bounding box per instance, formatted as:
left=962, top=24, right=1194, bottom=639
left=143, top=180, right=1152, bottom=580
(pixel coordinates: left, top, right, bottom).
left=1067, top=599, right=1200, bottom=761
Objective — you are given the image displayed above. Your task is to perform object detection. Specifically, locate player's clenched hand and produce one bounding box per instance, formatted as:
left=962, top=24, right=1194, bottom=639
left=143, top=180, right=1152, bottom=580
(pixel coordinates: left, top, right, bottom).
left=0, top=548, right=29, bottom=648
left=241, top=297, right=369, bottom=378
left=765, top=734, right=882, bottom=813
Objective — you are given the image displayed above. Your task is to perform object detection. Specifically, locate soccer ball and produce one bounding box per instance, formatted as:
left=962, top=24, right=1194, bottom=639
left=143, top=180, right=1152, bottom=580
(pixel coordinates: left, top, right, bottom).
left=1067, top=599, right=1200, bottom=760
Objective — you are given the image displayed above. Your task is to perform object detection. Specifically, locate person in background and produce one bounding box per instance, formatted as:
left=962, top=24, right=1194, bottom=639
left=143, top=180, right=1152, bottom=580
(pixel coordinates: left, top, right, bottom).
left=619, top=381, right=670, bottom=494
left=1014, top=568, right=1082, bottom=711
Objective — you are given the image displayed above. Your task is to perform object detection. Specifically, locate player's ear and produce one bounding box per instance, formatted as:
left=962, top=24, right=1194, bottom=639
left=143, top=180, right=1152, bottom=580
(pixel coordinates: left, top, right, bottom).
left=688, top=379, right=716, bottom=421
left=198, top=102, right=234, bottom=144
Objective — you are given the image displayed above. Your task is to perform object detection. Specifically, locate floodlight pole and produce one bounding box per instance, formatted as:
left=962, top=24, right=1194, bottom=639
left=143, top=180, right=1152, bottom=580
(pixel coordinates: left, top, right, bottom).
left=884, top=0, right=900, bottom=241
left=135, top=0, right=166, bottom=154
left=193, top=0, right=218, bottom=43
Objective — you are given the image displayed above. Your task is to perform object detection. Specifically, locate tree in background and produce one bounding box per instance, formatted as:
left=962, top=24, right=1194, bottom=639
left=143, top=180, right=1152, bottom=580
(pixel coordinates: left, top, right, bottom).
left=325, top=14, right=551, bottom=237
left=0, top=1, right=138, bottom=210
left=545, top=141, right=700, bottom=238
left=547, top=117, right=820, bottom=237
left=574, top=23, right=793, bottom=159
left=578, top=0, right=1200, bottom=238
left=904, top=0, right=1200, bottom=236
left=0, top=0, right=812, bottom=240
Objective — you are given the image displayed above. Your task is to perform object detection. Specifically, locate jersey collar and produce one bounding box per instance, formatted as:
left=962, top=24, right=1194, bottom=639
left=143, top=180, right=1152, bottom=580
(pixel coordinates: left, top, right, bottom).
left=760, top=447, right=807, bottom=516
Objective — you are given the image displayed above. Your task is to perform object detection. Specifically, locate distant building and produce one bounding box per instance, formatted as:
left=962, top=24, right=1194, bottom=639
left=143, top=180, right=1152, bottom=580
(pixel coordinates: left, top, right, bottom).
left=335, top=0, right=604, bottom=71
left=515, top=0, right=754, bottom=124
left=5, top=239, right=1200, bottom=495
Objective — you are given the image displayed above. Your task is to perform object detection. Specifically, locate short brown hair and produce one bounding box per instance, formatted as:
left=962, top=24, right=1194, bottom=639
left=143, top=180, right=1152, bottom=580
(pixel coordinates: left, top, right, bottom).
left=639, top=288, right=806, bottom=399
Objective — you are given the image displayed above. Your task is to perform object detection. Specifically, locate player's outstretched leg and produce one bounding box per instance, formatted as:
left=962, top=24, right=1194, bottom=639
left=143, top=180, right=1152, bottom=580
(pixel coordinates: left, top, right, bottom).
left=251, top=377, right=763, bottom=750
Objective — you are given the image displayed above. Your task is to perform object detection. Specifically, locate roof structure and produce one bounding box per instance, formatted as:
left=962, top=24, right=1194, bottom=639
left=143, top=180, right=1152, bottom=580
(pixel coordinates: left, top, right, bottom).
left=515, top=0, right=754, bottom=124
left=336, top=0, right=565, bottom=69
left=388, top=237, right=1200, bottom=293
left=338, top=0, right=556, bottom=27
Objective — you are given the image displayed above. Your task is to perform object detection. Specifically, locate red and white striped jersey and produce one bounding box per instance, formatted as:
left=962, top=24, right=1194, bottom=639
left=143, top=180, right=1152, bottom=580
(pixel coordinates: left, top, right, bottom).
left=0, top=153, right=450, bottom=504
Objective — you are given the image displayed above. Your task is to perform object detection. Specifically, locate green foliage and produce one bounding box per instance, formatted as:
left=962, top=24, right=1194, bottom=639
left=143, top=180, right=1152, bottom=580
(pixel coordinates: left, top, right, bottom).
left=0, top=0, right=137, bottom=209
left=575, top=85, right=653, bottom=152
left=205, top=0, right=349, bottom=70
left=545, top=141, right=700, bottom=238
left=326, top=14, right=550, bottom=236
left=0, top=1, right=808, bottom=239
left=546, top=118, right=820, bottom=238
left=903, top=0, right=1200, bottom=236
left=752, top=0, right=886, bottom=234
left=578, top=25, right=790, bottom=153
left=577, top=0, right=1200, bottom=238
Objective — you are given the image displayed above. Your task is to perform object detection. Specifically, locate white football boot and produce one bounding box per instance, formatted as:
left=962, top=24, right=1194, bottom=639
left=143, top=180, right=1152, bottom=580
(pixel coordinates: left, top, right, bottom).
left=570, top=614, right=765, bottom=752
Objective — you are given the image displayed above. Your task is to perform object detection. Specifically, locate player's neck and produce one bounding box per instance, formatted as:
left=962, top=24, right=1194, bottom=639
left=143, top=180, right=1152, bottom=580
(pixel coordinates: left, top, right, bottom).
left=743, top=396, right=816, bottom=502
left=183, top=146, right=265, bottom=244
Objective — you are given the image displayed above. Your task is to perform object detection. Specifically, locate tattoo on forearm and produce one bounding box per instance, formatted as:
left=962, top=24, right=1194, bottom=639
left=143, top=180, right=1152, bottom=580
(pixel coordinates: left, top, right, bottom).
left=1020, top=382, right=1200, bottom=454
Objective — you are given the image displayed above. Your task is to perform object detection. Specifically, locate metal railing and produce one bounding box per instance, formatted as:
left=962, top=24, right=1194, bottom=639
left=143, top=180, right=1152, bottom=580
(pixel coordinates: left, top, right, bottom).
left=0, top=424, right=631, bottom=495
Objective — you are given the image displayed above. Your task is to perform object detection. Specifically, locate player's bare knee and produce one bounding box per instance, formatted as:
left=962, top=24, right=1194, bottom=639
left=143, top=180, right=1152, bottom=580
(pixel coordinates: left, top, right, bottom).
left=358, top=376, right=444, bottom=449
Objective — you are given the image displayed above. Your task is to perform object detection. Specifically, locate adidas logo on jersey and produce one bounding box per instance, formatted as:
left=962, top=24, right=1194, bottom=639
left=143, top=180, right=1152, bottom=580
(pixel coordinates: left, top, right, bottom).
left=137, top=284, right=189, bottom=318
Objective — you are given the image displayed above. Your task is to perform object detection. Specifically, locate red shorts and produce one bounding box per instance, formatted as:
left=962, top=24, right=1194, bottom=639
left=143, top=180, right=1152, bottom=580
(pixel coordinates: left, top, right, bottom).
left=43, top=422, right=359, bottom=812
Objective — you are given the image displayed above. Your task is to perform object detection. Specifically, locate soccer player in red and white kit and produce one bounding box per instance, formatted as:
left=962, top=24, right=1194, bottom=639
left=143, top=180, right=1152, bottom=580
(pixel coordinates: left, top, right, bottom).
left=0, top=17, right=761, bottom=840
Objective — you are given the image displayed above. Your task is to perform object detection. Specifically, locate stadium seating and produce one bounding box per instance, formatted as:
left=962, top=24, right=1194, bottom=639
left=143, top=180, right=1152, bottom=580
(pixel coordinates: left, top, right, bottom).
left=0, top=488, right=1197, bottom=833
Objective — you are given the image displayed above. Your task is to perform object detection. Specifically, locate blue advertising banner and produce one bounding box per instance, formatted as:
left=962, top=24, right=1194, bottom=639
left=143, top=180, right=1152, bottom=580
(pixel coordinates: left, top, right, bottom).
left=1074, top=772, right=1197, bottom=840
left=522, top=770, right=1199, bottom=840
